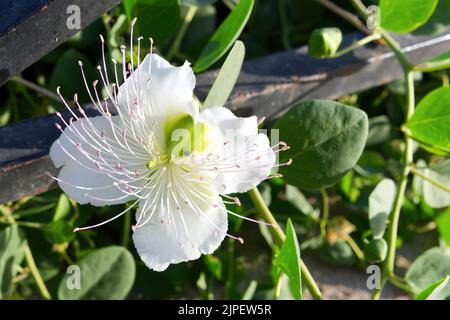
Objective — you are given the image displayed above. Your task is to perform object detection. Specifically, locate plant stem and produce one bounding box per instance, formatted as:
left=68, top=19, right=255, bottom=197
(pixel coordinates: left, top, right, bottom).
left=319, top=189, right=329, bottom=239
left=349, top=0, right=369, bottom=19
left=248, top=187, right=323, bottom=300
left=316, top=0, right=371, bottom=34
left=277, top=0, right=291, bottom=49
left=413, top=58, right=450, bottom=73
left=332, top=33, right=381, bottom=57
left=166, top=5, right=197, bottom=61
left=11, top=76, right=60, bottom=103
left=345, top=235, right=365, bottom=263
left=24, top=245, right=52, bottom=300
left=410, top=166, right=450, bottom=194
left=121, top=210, right=131, bottom=248
left=0, top=209, right=52, bottom=300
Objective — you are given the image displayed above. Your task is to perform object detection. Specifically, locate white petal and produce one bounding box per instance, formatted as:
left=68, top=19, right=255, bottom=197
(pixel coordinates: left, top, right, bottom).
left=132, top=195, right=227, bottom=272
left=49, top=115, right=141, bottom=206
left=200, top=107, right=276, bottom=194
left=117, top=54, right=198, bottom=123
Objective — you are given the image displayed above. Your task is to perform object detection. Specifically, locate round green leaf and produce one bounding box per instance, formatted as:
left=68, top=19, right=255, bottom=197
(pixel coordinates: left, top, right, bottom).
left=58, top=246, right=136, bottom=300
left=275, top=100, right=368, bottom=190
left=380, top=0, right=439, bottom=33
left=308, top=28, right=342, bottom=58
left=405, top=86, right=450, bottom=153
left=406, top=247, right=450, bottom=300
left=193, top=0, right=254, bottom=73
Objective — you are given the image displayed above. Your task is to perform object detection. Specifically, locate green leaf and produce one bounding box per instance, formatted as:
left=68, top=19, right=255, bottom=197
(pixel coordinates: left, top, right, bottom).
left=273, top=219, right=302, bottom=300
left=204, top=255, right=222, bottom=280
left=405, top=86, right=450, bottom=153
left=123, top=0, right=181, bottom=44
left=203, top=40, right=245, bottom=109
left=285, top=185, right=317, bottom=217
left=58, top=246, right=135, bottom=300
left=193, top=0, right=254, bottom=72
left=406, top=247, right=450, bottom=300
left=414, top=0, right=450, bottom=36
left=275, top=100, right=368, bottom=190
left=369, top=178, right=396, bottom=239
left=415, top=275, right=450, bottom=300
left=421, top=159, right=450, bottom=209
left=357, top=151, right=385, bottom=176
left=380, top=0, right=439, bottom=33
left=308, top=28, right=342, bottom=58
left=436, top=207, right=450, bottom=246
left=0, top=225, right=26, bottom=298
left=49, top=49, right=97, bottom=104
left=367, top=115, right=391, bottom=146
left=53, top=194, right=71, bottom=221
left=43, top=220, right=75, bottom=244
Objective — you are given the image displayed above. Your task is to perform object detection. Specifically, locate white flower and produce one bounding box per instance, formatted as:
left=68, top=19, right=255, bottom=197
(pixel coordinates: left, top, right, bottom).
left=48, top=29, right=287, bottom=271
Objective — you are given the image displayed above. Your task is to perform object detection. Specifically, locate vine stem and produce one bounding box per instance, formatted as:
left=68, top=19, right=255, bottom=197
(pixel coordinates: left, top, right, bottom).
left=166, top=5, right=198, bottom=60
left=248, top=187, right=323, bottom=300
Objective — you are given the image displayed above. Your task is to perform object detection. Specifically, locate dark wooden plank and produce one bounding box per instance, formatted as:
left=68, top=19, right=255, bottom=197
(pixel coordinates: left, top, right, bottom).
left=0, top=0, right=121, bottom=85
left=1, top=30, right=450, bottom=203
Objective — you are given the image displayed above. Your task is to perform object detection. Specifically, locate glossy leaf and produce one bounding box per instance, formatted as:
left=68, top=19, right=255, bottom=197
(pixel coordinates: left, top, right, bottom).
left=58, top=246, right=135, bottom=300
left=405, top=86, right=450, bottom=153
left=273, top=219, right=302, bottom=300
left=53, top=194, right=71, bottom=221
left=380, top=0, right=438, bottom=33
left=406, top=247, right=450, bottom=300
left=415, top=275, right=450, bottom=300
left=369, top=178, right=396, bottom=239
left=275, top=100, right=368, bottom=190
left=203, top=41, right=245, bottom=109
left=193, top=0, right=253, bottom=72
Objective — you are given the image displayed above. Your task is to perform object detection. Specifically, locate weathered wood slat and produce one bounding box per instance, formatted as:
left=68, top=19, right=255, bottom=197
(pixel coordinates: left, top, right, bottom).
left=1, top=30, right=450, bottom=203
left=0, top=0, right=121, bottom=85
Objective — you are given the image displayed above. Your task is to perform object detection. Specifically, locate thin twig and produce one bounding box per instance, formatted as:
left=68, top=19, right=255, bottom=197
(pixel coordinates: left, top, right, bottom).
left=11, top=76, right=61, bottom=103
left=315, top=0, right=371, bottom=35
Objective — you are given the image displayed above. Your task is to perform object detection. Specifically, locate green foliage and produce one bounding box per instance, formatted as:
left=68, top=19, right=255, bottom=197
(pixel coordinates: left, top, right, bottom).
left=405, top=83, right=450, bottom=154
left=123, top=0, right=181, bottom=44
left=415, top=276, right=449, bottom=300
left=417, top=159, right=450, bottom=209
left=58, top=246, right=135, bottom=300
left=436, top=207, right=450, bottom=246
left=369, top=179, right=396, bottom=239
left=275, top=100, right=368, bottom=190
left=308, top=28, right=342, bottom=58
left=203, top=40, right=245, bottom=108
left=273, top=219, right=302, bottom=300
left=380, top=0, right=439, bottom=33
left=43, top=220, right=75, bottom=244
left=0, top=226, right=26, bottom=298
left=406, top=248, right=450, bottom=300
left=193, top=0, right=254, bottom=72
